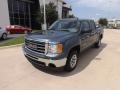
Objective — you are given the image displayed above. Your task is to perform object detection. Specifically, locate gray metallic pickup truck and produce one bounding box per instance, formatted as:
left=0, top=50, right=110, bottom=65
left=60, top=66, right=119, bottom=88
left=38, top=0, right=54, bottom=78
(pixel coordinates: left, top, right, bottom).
left=23, top=18, right=103, bottom=71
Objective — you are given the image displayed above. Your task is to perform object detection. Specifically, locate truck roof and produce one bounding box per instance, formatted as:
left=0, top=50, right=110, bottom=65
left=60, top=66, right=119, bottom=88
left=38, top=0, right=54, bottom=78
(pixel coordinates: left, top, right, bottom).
left=59, top=18, right=94, bottom=21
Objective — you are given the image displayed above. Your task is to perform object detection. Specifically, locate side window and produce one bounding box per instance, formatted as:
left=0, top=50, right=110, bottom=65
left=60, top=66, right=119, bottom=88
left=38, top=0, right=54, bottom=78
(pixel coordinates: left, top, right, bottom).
left=90, top=21, right=96, bottom=30
left=16, top=26, right=22, bottom=28
left=81, top=21, right=90, bottom=31
left=15, top=26, right=18, bottom=28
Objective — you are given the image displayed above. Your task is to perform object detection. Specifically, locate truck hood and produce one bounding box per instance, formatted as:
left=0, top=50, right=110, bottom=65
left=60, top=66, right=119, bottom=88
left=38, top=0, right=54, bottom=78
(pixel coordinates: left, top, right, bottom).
left=25, top=30, right=75, bottom=43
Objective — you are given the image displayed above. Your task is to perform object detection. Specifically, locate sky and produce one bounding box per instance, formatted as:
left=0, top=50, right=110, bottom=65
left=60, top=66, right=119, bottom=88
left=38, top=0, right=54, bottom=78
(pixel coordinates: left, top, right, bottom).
left=66, top=0, right=120, bottom=20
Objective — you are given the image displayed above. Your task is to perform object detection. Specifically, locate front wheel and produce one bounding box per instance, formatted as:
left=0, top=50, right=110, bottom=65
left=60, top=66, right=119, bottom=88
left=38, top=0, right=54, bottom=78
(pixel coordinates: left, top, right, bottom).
left=64, top=50, right=78, bottom=72
left=2, top=33, right=7, bottom=40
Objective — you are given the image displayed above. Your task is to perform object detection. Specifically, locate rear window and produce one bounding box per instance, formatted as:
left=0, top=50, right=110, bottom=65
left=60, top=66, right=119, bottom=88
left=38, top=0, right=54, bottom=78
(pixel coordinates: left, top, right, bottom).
left=15, top=26, right=23, bottom=28
left=80, top=21, right=90, bottom=31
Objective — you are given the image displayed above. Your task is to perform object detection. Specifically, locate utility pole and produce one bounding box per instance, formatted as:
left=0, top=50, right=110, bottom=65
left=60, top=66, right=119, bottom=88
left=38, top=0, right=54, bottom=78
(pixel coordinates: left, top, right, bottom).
left=43, top=0, right=47, bottom=30
left=39, top=0, right=47, bottom=30
left=28, top=4, right=31, bottom=28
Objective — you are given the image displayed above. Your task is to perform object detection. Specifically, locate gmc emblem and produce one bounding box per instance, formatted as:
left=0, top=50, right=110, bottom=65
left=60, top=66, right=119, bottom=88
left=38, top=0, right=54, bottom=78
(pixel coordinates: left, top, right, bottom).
left=28, top=44, right=37, bottom=49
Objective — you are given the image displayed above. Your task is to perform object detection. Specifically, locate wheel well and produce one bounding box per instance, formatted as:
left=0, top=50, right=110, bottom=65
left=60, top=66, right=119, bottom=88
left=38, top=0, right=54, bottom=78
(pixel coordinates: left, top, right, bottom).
left=68, top=45, right=80, bottom=56
left=2, top=33, right=7, bottom=36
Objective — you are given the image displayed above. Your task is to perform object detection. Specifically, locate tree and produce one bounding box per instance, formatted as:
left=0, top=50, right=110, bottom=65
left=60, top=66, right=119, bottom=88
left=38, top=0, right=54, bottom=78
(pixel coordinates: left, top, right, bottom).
left=36, top=2, right=58, bottom=27
left=98, top=18, right=108, bottom=26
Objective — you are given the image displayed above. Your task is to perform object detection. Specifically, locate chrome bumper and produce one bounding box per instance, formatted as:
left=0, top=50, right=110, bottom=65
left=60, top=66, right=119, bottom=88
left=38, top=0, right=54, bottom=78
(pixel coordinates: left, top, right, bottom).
left=24, top=50, right=67, bottom=68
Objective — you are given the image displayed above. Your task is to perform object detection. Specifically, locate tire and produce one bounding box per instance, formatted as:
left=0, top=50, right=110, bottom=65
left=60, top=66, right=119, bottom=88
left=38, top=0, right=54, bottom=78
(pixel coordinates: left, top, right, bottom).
left=94, top=38, right=101, bottom=48
left=1, top=33, right=7, bottom=40
left=64, top=50, right=78, bottom=72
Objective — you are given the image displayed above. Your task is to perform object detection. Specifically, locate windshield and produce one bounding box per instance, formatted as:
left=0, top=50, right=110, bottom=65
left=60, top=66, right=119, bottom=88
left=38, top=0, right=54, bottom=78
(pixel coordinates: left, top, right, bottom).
left=49, top=20, right=78, bottom=32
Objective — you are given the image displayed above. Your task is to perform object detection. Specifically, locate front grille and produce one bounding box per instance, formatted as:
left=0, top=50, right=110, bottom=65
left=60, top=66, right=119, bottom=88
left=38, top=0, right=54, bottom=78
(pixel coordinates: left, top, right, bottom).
left=25, top=39, right=45, bottom=54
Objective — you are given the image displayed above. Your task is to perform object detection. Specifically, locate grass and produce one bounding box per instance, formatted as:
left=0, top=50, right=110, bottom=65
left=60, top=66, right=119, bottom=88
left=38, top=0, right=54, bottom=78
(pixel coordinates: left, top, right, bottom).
left=0, top=30, right=41, bottom=47
left=0, top=36, right=24, bottom=47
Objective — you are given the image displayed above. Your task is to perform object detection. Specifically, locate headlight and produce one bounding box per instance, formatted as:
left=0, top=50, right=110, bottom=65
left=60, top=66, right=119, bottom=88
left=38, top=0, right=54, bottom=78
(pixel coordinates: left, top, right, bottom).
left=47, top=42, right=63, bottom=54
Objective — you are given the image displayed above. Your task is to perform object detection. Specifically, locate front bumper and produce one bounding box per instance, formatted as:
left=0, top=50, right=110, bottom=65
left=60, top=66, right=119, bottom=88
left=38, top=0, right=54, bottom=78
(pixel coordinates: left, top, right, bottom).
left=23, top=46, right=67, bottom=68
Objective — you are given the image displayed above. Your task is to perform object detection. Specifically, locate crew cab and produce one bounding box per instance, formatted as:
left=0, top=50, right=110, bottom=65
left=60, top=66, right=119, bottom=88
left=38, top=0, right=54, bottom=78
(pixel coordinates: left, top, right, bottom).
left=22, top=18, right=103, bottom=71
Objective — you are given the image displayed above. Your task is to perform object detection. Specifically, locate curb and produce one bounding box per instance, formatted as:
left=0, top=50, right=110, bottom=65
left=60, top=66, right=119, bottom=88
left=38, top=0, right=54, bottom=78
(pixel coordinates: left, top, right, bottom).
left=0, top=44, right=23, bottom=49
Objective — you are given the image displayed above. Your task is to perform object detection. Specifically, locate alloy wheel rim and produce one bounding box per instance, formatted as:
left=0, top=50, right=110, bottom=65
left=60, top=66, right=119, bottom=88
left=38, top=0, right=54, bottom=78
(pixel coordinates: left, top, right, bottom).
left=3, top=34, right=6, bottom=39
left=70, top=54, right=77, bottom=68
left=98, top=40, right=101, bottom=46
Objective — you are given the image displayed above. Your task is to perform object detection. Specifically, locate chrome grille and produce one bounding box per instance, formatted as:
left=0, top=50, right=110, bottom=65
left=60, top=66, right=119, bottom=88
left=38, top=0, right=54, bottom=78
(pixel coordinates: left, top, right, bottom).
left=25, top=39, right=45, bottom=54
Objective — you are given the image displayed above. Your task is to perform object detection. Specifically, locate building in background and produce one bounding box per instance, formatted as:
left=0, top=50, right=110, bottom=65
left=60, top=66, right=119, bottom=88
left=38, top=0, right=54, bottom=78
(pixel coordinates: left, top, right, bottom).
left=0, top=0, right=10, bottom=28
left=7, top=0, right=33, bottom=28
left=0, top=0, right=71, bottom=29
left=108, top=19, right=120, bottom=29
left=39, top=0, right=72, bottom=19
left=62, top=1, right=72, bottom=18
left=7, top=0, right=40, bottom=29
left=0, top=0, right=35, bottom=29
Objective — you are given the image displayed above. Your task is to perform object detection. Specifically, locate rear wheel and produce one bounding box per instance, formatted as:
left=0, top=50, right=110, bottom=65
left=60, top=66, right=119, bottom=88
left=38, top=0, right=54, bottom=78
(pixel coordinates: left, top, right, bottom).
left=64, top=50, right=78, bottom=72
left=24, top=31, right=28, bottom=34
left=94, top=38, right=101, bottom=48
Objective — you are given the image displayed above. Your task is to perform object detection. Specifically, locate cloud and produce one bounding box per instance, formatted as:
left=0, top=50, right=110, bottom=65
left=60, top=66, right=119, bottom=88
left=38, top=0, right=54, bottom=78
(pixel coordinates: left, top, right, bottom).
left=72, top=0, right=120, bottom=12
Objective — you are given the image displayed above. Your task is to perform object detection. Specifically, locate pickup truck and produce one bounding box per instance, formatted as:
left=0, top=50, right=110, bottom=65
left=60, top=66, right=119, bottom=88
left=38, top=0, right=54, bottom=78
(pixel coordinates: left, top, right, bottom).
left=22, top=18, right=103, bottom=71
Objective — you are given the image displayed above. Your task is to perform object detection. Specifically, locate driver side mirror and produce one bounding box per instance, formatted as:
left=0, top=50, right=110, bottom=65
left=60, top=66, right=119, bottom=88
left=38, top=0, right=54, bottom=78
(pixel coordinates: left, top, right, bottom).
left=0, top=27, right=1, bottom=29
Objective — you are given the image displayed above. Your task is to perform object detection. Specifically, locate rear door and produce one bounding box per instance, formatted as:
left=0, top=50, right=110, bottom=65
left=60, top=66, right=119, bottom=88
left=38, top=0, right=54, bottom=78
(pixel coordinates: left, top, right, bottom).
left=80, top=21, right=91, bottom=51
left=89, top=21, right=98, bottom=44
